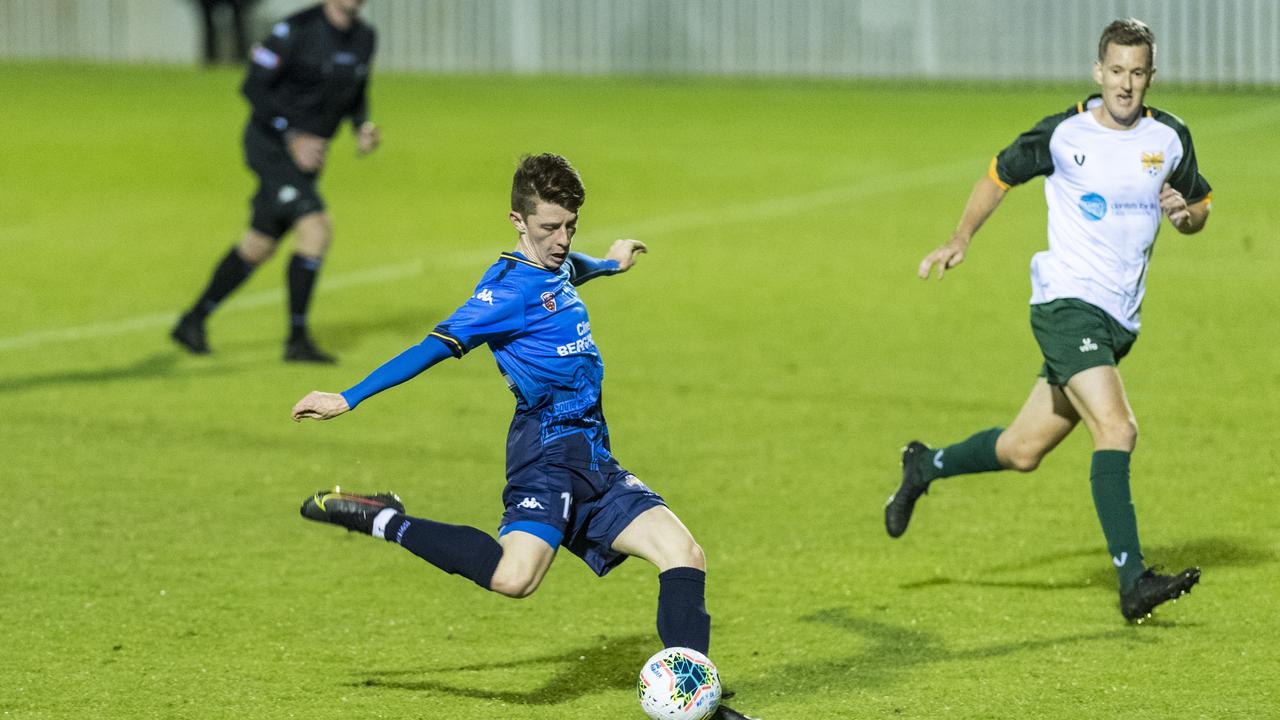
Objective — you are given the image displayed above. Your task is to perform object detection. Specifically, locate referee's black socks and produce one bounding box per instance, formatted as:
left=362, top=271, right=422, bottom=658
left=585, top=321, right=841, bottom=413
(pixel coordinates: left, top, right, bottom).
left=657, top=567, right=711, bottom=655
left=190, top=245, right=256, bottom=319
left=287, top=253, right=323, bottom=341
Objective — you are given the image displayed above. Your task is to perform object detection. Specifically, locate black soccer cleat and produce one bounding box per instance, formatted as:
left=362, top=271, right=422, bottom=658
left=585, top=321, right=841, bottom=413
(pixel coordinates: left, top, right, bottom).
left=284, top=335, right=337, bottom=364
left=300, top=488, right=405, bottom=534
left=714, top=704, right=760, bottom=720
left=170, top=313, right=210, bottom=354
left=1120, top=566, right=1201, bottom=622
left=885, top=440, right=932, bottom=538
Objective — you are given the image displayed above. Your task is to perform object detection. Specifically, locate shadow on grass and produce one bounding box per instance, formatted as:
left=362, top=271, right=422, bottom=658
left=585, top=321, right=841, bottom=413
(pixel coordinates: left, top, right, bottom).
left=736, top=607, right=1142, bottom=697
left=0, top=351, right=239, bottom=395
left=314, top=309, right=440, bottom=353
left=350, top=633, right=652, bottom=705
left=901, top=536, right=1273, bottom=593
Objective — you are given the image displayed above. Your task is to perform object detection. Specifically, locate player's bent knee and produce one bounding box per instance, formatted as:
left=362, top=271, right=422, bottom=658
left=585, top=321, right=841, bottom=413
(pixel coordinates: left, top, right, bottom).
left=683, top=541, right=707, bottom=571
left=1096, top=418, right=1138, bottom=451
left=488, top=570, right=541, bottom=599
left=1005, top=448, right=1043, bottom=473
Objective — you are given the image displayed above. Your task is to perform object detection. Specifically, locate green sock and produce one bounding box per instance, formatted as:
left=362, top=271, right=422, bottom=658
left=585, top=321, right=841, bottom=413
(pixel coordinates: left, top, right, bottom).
left=919, top=427, right=1004, bottom=482
left=1090, top=450, right=1145, bottom=591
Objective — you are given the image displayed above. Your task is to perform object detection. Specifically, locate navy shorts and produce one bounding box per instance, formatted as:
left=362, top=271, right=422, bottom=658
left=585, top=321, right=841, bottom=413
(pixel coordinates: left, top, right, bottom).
left=499, top=410, right=666, bottom=577
left=243, top=122, right=325, bottom=239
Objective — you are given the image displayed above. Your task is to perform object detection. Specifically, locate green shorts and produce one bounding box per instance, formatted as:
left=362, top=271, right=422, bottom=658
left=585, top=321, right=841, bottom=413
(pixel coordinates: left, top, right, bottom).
left=1030, top=298, right=1137, bottom=386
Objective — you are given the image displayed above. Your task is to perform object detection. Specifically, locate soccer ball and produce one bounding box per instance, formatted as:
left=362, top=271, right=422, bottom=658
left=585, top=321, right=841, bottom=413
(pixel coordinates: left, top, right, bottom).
left=637, top=647, right=722, bottom=720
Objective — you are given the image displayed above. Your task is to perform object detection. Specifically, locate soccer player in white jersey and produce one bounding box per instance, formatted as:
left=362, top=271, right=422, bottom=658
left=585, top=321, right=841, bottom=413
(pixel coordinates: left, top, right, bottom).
left=885, top=19, right=1211, bottom=622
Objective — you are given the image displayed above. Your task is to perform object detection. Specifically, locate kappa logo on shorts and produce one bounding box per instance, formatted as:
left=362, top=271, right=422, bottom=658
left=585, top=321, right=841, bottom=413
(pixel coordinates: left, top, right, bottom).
left=1080, top=337, right=1099, bottom=352
left=277, top=185, right=299, bottom=204
left=517, top=497, right=545, bottom=510
left=540, top=291, right=557, bottom=312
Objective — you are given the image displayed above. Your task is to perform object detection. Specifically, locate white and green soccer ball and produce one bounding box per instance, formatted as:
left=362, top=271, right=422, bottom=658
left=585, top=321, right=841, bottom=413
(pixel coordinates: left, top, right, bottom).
left=637, top=647, right=722, bottom=720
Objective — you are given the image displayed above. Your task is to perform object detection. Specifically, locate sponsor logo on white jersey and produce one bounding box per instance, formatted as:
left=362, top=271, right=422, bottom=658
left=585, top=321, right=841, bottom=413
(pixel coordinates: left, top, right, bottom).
left=517, top=497, right=545, bottom=510
left=1078, top=193, right=1107, bottom=221
left=1080, top=337, right=1099, bottom=352
left=475, top=289, right=494, bottom=305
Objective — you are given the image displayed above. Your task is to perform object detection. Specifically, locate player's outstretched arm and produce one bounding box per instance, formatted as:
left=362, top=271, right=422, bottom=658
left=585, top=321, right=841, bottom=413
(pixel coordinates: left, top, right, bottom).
left=292, top=391, right=350, bottom=421
left=1160, top=182, right=1210, bottom=234
left=565, top=240, right=647, bottom=286
left=291, top=337, right=456, bottom=423
left=918, top=175, right=1006, bottom=280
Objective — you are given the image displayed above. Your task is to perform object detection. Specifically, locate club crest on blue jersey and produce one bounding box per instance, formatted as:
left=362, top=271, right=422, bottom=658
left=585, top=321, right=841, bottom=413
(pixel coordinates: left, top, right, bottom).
left=541, top=291, right=557, bottom=312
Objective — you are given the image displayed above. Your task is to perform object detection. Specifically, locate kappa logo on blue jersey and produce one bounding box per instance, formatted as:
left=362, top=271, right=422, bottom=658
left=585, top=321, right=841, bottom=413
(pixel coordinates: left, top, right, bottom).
left=1078, top=193, right=1107, bottom=221
left=475, top=289, right=495, bottom=305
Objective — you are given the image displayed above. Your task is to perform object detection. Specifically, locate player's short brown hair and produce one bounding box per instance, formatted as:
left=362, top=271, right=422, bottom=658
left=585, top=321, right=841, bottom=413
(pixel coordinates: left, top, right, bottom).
left=511, top=153, right=586, bottom=217
left=1098, top=18, right=1156, bottom=67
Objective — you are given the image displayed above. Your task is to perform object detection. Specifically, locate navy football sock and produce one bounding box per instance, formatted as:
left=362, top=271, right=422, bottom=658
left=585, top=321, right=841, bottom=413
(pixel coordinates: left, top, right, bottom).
left=656, top=567, right=710, bottom=655
left=384, top=514, right=503, bottom=590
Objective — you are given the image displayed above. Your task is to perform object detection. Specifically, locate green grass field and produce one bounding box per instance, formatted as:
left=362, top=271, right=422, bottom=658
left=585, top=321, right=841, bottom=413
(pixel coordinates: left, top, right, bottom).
left=1, top=63, right=1277, bottom=719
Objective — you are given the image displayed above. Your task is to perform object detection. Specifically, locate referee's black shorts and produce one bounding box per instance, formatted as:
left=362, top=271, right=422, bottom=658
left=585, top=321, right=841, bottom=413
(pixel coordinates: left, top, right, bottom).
left=243, top=122, right=325, bottom=239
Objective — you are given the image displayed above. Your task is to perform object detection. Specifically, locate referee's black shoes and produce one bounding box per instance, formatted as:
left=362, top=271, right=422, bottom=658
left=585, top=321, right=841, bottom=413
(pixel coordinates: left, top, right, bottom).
left=170, top=313, right=210, bottom=354
left=285, top=335, right=337, bottom=364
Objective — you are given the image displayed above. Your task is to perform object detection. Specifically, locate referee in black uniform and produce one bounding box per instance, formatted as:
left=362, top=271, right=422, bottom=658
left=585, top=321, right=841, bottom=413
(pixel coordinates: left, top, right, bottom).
left=173, top=0, right=379, bottom=363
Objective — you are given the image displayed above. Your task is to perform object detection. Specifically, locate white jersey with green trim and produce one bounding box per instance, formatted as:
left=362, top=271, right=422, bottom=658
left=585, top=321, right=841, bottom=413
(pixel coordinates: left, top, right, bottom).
left=991, top=95, right=1212, bottom=332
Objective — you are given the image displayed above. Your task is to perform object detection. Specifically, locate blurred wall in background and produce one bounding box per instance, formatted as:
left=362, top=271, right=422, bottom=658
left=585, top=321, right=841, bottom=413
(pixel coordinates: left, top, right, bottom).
left=2, top=0, right=1277, bottom=84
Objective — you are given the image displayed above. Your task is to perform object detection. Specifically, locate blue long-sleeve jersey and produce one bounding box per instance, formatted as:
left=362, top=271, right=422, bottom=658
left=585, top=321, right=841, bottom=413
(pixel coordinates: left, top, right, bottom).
left=341, top=251, right=621, bottom=429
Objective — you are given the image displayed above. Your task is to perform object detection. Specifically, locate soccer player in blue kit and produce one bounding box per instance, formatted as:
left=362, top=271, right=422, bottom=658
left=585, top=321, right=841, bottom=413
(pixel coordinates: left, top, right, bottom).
left=292, top=155, right=749, bottom=716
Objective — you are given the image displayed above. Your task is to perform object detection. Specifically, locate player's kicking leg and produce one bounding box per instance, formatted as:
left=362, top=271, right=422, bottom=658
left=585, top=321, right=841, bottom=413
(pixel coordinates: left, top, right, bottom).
left=887, top=378, right=1078, bottom=537
left=300, top=488, right=555, bottom=596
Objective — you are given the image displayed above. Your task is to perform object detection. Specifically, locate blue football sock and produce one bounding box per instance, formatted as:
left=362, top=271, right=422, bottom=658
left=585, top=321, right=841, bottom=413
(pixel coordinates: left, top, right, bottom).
left=384, top=514, right=503, bottom=590
left=657, top=567, right=710, bottom=654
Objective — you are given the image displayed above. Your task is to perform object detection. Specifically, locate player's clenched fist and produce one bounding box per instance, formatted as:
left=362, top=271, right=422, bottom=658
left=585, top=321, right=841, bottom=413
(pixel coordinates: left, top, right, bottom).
left=292, top=391, right=350, bottom=421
